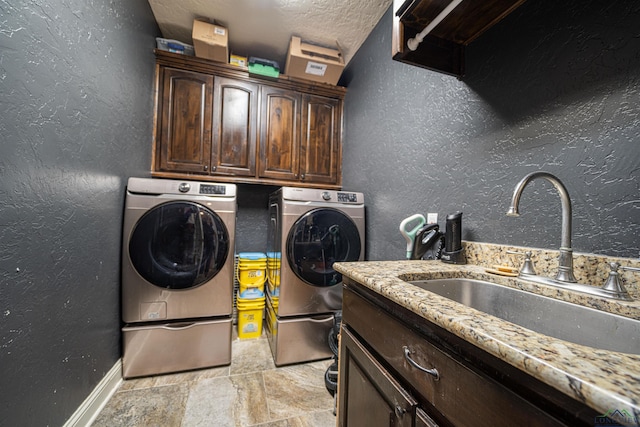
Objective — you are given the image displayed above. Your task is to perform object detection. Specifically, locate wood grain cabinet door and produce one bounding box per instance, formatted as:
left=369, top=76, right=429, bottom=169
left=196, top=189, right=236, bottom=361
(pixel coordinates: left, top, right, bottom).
left=211, top=77, right=258, bottom=177
left=158, top=68, right=213, bottom=173
left=416, top=408, right=441, bottom=427
left=258, top=86, right=301, bottom=181
left=338, top=327, right=417, bottom=427
left=300, top=94, right=341, bottom=185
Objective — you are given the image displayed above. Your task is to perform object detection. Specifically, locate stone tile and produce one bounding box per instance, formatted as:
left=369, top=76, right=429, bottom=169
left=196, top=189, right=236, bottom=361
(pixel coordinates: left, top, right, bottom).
left=230, top=336, right=276, bottom=375
left=181, top=372, right=270, bottom=427
left=119, top=365, right=230, bottom=391
left=262, top=360, right=334, bottom=421
left=91, top=383, right=189, bottom=426
left=256, top=410, right=336, bottom=427
left=96, top=332, right=336, bottom=426
left=118, top=376, right=158, bottom=391
left=288, top=410, right=336, bottom=427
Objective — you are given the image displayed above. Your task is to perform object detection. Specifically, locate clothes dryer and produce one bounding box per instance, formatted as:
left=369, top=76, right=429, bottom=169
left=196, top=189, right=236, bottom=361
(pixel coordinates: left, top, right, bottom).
left=121, top=177, right=236, bottom=377
left=266, top=187, right=364, bottom=365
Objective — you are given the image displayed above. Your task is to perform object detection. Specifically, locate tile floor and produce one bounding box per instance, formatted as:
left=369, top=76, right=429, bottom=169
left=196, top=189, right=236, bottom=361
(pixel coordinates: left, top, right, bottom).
left=92, top=334, right=336, bottom=427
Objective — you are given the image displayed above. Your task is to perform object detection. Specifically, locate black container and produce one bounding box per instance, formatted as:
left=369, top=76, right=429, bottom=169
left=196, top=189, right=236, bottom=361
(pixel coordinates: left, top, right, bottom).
left=441, top=212, right=466, bottom=264
left=411, top=224, right=444, bottom=260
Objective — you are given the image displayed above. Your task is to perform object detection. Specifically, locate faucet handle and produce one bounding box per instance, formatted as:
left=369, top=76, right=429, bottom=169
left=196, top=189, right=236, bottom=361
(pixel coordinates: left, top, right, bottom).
left=601, top=262, right=632, bottom=301
left=507, top=250, right=537, bottom=276
left=620, top=264, right=640, bottom=273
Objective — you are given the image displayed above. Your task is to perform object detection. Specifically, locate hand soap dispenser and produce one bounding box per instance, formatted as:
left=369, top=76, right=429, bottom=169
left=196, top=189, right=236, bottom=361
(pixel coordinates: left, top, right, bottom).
left=441, top=212, right=466, bottom=264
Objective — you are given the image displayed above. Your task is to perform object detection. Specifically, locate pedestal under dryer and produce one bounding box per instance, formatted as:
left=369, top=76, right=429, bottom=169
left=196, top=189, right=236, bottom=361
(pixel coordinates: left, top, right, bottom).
left=121, top=177, right=236, bottom=378
left=266, top=187, right=365, bottom=365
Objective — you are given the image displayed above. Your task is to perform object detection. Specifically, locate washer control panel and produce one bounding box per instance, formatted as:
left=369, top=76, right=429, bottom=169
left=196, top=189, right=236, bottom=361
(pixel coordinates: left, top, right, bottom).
left=199, top=184, right=227, bottom=195
left=337, top=192, right=359, bottom=203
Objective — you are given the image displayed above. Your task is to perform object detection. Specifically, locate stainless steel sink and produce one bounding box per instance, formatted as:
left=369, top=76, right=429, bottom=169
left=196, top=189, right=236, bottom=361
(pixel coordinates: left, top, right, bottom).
left=408, top=278, right=640, bottom=355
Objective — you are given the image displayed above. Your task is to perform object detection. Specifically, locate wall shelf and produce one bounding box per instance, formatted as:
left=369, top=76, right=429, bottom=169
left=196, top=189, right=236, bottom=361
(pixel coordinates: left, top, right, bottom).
left=392, top=0, right=527, bottom=77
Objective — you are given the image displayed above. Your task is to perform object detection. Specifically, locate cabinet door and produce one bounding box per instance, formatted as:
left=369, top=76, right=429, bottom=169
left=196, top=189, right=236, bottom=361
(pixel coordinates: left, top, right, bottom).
left=258, top=86, right=301, bottom=181
left=158, top=68, right=213, bottom=173
left=211, top=77, right=258, bottom=177
left=299, top=94, right=341, bottom=185
left=338, top=327, right=417, bottom=427
left=416, top=408, right=441, bottom=427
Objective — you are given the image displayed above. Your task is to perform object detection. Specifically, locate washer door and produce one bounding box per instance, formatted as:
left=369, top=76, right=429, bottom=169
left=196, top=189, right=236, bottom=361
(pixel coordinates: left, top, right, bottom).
left=129, top=201, right=230, bottom=289
left=287, top=208, right=361, bottom=287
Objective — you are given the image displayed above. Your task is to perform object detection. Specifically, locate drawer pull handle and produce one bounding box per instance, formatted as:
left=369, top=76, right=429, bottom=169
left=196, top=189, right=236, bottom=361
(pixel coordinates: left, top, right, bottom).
left=403, top=346, right=440, bottom=380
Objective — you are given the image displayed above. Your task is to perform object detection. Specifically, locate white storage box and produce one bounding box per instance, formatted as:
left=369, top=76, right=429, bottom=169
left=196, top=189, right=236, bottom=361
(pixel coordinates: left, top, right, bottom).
left=155, top=37, right=195, bottom=56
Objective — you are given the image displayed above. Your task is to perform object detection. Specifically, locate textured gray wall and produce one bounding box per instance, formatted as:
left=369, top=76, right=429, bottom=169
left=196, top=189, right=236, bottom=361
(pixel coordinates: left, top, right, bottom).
left=1, top=0, right=638, bottom=423
left=341, top=0, right=640, bottom=261
left=0, top=1, right=159, bottom=425
left=235, top=184, right=279, bottom=253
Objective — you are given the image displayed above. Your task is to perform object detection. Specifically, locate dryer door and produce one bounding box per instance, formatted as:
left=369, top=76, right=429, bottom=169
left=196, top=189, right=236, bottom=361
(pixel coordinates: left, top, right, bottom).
left=286, top=208, right=361, bottom=287
left=129, top=201, right=230, bottom=289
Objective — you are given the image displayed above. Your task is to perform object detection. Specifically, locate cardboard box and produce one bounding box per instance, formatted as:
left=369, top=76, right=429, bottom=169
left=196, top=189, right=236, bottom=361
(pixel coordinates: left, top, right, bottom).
left=192, top=19, right=228, bottom=63
left=285, top=36, right=345, bottom=85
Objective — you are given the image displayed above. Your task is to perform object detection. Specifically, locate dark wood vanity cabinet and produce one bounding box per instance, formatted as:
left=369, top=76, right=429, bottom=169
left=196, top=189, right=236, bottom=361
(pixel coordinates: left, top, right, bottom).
left=338, top=279, right=600, bottom=427
left=340, top=327, right=418, bottom=427
left=392, top=0, right=527, bottom=76
left=152, top=50, right=344, bottom=188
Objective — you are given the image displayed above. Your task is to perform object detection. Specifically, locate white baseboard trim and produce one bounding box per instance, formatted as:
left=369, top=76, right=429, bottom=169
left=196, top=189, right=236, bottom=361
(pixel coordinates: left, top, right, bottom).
left=64, top=359, right=123, bottom=427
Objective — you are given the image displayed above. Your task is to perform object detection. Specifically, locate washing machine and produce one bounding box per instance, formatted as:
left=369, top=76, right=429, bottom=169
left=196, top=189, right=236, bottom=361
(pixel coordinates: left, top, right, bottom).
left=121, top=177, right=236, bottom=378
left=266, top=187, right=365, bottom=365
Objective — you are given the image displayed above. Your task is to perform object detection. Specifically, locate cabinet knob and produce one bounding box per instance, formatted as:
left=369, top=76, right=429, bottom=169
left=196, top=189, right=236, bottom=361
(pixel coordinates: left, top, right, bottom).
left=394, top=405, right=406, bottom=418
left=403, top=346, right=440, bottom=380
left=211, top=166, right=217, bottom=172
left=204, top=165, right=208, bottom=171
left=301, top=174, right=305, bottom=180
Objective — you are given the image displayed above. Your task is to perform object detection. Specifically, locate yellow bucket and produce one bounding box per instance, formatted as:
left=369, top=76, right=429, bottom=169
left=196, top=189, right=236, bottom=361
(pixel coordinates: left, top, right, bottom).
left=266, top=252, right=281, bottom=294
left=267, top=261, right=280, bottom=284
left=237, top=252, right=267, bottom=288
left=268, top=295, right=279, bottom=329
left=267, top=277, right=279, bottom=296
left=236, top=294, right=265, bottom=339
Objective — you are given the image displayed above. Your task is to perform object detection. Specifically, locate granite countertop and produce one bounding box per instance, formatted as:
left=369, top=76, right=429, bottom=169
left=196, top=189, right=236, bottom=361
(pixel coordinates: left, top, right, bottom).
left=333, top=259, right=640, bottom=424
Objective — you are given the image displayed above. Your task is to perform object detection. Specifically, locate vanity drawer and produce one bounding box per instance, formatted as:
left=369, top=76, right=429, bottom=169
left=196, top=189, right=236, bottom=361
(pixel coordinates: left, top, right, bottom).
left=343, top=287, right=565, bottom=427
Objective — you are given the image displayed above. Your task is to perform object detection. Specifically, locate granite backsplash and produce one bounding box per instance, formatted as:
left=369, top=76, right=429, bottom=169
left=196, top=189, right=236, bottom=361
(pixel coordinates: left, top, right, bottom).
left=464, top=241, right=640, bottom=299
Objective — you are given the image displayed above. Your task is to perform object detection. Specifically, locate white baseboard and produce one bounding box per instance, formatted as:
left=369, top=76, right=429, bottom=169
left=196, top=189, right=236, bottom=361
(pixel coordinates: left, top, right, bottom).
left=64, top=359, right=123, bottom=427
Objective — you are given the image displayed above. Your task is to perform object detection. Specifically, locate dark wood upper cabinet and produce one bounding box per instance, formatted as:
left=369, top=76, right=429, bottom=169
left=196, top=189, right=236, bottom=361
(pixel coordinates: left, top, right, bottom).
left=212, top=77, right=258, bottom=177
left=300, top=95, right=341, bottom=185
left=158, top=67, right=213, bottom=173
left=392, top=0, right=527, bottom=76
left=258, top=86, right=301, bottom=181
left=152, top=50, right=345, bottom=189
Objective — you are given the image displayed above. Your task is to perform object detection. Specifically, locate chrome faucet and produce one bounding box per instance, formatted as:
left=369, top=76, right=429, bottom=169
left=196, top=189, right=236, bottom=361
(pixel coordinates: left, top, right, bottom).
left=506, top=171, right=577, bottom=283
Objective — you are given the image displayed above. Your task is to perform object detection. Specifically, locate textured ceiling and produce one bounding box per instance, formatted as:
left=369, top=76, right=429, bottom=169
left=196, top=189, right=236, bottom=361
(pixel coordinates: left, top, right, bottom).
left=147, top=0, right=392, bottom=67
